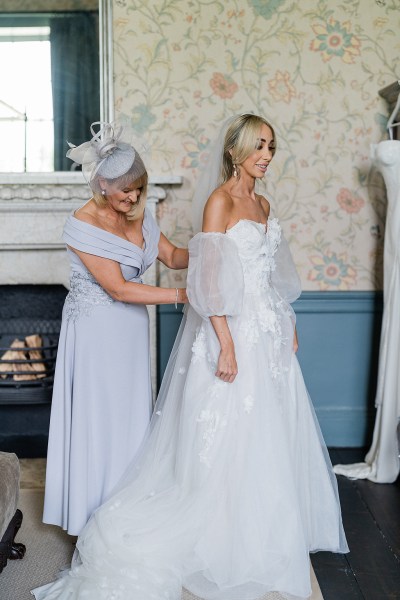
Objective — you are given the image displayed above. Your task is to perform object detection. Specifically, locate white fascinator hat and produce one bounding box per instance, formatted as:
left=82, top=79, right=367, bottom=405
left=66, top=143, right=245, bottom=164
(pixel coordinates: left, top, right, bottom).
left=66, top=120, right=148, bottom=187
left=67, top=120, right=150, bottom=221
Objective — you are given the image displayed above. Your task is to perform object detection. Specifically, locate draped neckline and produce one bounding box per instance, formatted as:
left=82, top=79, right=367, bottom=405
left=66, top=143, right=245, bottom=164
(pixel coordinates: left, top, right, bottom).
left=69, top=209, right=150, bottom=253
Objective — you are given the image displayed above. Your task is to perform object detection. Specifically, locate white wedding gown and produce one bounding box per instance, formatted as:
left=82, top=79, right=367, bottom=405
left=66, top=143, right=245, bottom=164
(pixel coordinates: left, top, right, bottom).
left=32, top=218, right=348, bottom=600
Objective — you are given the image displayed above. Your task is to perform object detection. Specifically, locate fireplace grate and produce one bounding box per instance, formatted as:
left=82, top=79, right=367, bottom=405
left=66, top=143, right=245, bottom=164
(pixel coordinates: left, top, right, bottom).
left=0, top=319, right=60, bottom=405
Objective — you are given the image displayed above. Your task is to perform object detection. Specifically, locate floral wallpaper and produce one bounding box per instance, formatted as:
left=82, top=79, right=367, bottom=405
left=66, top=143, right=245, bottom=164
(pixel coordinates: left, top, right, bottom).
left=112, top=0, right=399, bottom=291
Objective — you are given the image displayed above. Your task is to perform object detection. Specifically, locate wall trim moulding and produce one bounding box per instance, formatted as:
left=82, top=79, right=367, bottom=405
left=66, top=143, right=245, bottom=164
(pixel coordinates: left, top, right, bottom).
left=293, top=290, right=383, bottom=314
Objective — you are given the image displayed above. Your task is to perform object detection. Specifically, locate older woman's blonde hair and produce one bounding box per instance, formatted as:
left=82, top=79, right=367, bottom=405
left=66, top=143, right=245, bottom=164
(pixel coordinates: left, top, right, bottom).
left=90, top=152, right=148, bottom=221
left=221, top=114, right=276, bottom=183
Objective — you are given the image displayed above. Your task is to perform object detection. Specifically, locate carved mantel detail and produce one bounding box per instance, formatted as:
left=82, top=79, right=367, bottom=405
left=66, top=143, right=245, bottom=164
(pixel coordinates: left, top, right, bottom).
left=0, top=174, right=182, bottom=282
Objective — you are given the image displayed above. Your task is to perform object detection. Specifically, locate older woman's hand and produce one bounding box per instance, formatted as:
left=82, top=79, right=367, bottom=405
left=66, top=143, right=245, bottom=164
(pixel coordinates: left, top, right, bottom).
left=177, top=288, right=188, bottom=304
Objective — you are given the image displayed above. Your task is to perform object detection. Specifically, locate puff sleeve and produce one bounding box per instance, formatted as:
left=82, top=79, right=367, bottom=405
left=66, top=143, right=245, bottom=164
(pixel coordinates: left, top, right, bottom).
left=271, top=233, right=302, bottom=304
left=187, top=233, right=244, bottom=319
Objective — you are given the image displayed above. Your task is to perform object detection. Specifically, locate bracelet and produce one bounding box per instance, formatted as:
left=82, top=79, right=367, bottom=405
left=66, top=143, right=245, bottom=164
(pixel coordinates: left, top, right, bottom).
left=175, top=288, right=179, bottom=310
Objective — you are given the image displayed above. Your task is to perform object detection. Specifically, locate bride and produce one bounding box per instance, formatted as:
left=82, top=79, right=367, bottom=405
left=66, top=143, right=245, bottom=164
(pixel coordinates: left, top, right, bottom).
left=32, top=113, right=348, bottom=600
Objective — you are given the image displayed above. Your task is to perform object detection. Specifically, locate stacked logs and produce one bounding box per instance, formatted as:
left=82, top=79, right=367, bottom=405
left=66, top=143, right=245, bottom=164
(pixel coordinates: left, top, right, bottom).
left=0, top=335, right=46, bottom=381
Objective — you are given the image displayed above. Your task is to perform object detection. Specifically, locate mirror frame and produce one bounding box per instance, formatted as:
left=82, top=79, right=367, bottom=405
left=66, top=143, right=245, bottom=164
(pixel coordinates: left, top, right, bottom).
left=0, top=0, right=114, bottom=184
left=99, top=0, right=114, bottom=126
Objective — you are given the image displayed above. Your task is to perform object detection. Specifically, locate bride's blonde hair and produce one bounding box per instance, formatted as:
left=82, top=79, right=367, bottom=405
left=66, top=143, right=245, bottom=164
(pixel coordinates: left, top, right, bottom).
left=221, top=114, right=276, bottom=182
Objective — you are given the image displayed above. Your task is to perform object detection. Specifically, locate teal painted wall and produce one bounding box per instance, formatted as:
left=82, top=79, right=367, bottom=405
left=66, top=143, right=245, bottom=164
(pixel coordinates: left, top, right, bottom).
left=293, top=292, right=382, bottom=447
left=157, top=292, right=383, bottom=448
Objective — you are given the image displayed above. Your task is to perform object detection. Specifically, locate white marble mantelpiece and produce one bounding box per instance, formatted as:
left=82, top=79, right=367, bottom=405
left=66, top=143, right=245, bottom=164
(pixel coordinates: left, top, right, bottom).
left=0, top=173, right=182, bottom=283
left=0, top=173, right=183, bottom=395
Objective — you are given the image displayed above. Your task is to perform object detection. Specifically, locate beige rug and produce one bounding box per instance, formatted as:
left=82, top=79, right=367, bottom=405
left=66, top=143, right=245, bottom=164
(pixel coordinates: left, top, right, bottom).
left=0, top=459, right=323, bottom=600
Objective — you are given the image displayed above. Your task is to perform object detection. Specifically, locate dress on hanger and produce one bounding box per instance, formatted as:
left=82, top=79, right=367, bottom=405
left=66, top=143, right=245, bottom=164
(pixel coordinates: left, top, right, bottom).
left=33, top=217, right=348, bottom=600
left=334, top=139, right=400, bottom=483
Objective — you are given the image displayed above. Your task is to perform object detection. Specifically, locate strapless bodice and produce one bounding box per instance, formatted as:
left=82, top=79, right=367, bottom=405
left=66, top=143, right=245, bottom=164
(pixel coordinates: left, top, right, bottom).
left=226, top=218, right=281, bottom=293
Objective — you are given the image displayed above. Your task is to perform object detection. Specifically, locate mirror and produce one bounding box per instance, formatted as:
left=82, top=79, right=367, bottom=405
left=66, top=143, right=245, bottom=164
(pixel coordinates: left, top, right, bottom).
left=0, top=0, right=113, bottom=176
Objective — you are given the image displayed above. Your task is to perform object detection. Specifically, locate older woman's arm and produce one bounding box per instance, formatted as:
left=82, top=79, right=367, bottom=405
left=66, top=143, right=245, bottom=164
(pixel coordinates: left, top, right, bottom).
left=157, top=233, right=189, bottom=270
left=69, top=247, right=187, bottom=305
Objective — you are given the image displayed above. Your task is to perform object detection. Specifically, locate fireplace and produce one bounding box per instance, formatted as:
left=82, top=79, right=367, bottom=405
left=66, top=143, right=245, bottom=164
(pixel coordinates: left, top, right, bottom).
left=0, top=285, right=67, bottom=457
left=0, top=332, right=58, bottom=404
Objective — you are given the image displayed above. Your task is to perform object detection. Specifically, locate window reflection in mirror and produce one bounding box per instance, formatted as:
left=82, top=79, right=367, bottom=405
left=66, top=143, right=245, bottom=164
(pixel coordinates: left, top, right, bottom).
left=0, top=8, right=99, bottom=173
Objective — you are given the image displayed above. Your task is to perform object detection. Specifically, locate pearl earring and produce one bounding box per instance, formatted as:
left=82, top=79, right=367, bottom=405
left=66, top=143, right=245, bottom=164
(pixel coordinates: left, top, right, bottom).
left=101, top=189, right=106, bottom=196
left=233, top=164, right=238, bottom=177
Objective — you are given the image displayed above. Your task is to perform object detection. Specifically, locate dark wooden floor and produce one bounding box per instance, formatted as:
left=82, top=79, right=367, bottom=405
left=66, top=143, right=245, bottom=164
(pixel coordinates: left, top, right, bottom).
left=311, top=448, right=400, bottom=600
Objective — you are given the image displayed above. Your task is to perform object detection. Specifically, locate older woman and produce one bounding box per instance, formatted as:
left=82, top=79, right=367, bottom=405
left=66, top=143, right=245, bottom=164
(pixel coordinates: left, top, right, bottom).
left=42, top=122, right=188, bottom=536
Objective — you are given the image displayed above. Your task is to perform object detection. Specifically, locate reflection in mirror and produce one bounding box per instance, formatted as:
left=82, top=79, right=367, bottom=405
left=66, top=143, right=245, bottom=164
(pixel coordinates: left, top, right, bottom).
left=0, top=5, right=99, bottom=173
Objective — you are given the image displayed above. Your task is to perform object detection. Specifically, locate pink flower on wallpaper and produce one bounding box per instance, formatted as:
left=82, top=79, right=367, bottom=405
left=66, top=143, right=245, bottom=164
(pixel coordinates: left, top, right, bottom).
left=268, top=70, right=296, bottom=103
left=336, top=188, right=365, bottom=213
left=209, top=72, right=238, bottom=99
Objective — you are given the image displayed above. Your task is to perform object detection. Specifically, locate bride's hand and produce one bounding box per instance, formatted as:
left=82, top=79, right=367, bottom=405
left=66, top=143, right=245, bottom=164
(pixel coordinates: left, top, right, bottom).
left=215, top=346, right=238, bottom=383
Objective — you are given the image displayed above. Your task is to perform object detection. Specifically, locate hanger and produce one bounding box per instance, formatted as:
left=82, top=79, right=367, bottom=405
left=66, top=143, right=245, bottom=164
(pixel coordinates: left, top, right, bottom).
left=379, top=80, right=400, bottom=140
left=386, top=80, right=400, bottom=140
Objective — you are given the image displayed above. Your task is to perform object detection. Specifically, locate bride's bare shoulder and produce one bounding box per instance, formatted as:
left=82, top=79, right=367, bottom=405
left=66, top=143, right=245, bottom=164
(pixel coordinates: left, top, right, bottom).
left=204, top=187, right=233, bottom=214
left=202, top=187, right=233, bottom=232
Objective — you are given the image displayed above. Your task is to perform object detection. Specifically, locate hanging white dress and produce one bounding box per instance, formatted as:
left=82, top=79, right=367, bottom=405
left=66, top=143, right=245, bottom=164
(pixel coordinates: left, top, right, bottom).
left=32, top=218, right=348, bottom=600
left=334, top=140, right=400, bottom=484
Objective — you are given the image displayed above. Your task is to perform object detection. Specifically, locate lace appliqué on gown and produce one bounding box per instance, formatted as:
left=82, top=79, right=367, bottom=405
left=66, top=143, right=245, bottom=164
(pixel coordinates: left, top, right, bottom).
left=197, top=380, right=231, bottom=468
left=191, top=326, right=209, bottom=364
left=65, top=272, right=114, bottom=322
left=231, top=219, right=289, bottom=379
left=231, top=218, right=281, bottom=294
left=188, top=220, right=300, bottom=474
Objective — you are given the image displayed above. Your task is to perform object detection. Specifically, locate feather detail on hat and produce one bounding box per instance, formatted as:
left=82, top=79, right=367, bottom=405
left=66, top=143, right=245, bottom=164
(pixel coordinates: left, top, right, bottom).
left=66, top=121, right=140, bottom=183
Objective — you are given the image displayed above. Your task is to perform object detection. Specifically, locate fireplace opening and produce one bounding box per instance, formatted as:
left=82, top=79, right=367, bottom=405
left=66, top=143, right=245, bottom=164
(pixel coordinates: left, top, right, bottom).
left=0, top=285, right=67, bottom=457
left=0, top=332, right=58, bottom=403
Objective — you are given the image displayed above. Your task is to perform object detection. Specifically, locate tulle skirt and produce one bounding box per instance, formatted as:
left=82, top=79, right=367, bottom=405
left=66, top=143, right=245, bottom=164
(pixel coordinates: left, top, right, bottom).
left=32, top=299, right=348, bottom=600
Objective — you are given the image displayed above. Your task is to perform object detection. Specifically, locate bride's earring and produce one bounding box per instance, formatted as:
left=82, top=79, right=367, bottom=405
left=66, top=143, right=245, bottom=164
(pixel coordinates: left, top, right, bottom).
left=233, top=164, right=238, bottom=177
left=101, top=189, right=106, bottom=196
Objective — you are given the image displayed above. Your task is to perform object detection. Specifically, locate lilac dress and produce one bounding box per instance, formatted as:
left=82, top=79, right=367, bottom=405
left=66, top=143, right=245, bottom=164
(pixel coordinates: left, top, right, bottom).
left=42, top=208, right=160, bottom=535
